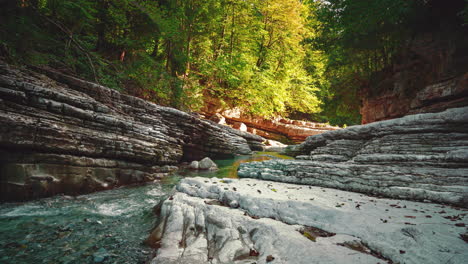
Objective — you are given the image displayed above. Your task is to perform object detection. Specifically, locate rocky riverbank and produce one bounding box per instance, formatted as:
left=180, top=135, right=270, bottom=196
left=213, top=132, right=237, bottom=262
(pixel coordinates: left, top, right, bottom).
left=239, top=107, right=468, bottom=207
left=148, top=177, right=467, bottom=264
left=148, top=106, right=468, bottom=263
left=0, top=62, right=264, bottom=201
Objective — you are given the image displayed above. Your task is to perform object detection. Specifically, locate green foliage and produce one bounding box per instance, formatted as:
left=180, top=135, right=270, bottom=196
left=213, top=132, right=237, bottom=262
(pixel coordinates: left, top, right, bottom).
left=305, top=0, right=423, bottom=125
left=0, top=0, right=324, bottom=119
left=5, top=0, right=461, bottom=126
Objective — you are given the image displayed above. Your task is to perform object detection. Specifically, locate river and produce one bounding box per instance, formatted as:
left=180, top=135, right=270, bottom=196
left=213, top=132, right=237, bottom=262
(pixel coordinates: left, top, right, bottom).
left=0, top=152, right=290, bottom=264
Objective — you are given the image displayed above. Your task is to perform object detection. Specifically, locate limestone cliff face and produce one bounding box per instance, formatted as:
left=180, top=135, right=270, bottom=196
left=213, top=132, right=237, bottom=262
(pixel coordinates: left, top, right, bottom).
left=239, top=107, right=468, bottom=207
left=360, top=24, right=468, bottom=124
left=0, top=62, right=263, bottom=201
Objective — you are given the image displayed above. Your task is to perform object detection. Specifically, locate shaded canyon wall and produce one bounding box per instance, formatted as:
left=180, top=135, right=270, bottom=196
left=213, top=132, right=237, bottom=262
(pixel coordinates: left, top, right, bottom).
left=360, top=14, right=468, bottom=124
left=0, top=62, right=264, bottom=201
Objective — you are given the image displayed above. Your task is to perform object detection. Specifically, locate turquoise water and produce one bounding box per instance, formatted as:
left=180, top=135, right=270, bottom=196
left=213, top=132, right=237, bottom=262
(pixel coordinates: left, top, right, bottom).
left=0, top=153, right=288, bottom=264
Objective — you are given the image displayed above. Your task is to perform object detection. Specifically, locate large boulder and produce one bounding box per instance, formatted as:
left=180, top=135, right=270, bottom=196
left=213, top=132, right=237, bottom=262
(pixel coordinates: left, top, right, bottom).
left=239, top=107, right=468, bottom=207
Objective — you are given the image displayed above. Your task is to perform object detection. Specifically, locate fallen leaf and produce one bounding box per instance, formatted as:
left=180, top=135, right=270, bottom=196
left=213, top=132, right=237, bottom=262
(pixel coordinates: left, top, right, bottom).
left=249, top=249, right=259, bottom=256
left=266, top=255, right=275, bottom=262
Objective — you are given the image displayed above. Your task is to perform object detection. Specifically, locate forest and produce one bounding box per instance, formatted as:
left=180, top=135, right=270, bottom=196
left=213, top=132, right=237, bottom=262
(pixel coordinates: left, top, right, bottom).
left=1, top=0, right=467, bottom=125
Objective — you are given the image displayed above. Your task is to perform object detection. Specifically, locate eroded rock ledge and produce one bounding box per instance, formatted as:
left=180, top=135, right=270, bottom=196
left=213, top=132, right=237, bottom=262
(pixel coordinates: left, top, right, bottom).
left=0, top=62, right=263, bottom=200
left=207, top=110, right=339, bottom=144
left=149, top=177, right=467, bottom=264
left=238, top=107, right=468, bottom=206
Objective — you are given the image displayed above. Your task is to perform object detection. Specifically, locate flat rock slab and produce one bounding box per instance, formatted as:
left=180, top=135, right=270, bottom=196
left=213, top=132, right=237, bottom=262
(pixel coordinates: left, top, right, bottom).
left=150, top=177, right=468, bottom=264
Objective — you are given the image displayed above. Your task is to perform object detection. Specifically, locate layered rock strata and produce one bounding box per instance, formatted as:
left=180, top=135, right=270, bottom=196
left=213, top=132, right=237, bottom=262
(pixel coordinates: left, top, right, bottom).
left=149, top=177, right=467, bottom=264
left=238, top=107, right=468, bottom=206
left=0, top=62, right=263, bottom=200
left=207, top=109, right=339, bottom=144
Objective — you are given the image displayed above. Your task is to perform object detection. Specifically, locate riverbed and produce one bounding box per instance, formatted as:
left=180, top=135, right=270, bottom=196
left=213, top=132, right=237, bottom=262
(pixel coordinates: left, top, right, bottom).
left=0, top=152, right=290, bottom=264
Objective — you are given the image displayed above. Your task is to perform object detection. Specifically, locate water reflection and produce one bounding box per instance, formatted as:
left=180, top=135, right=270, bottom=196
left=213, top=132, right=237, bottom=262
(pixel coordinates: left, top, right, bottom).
left=215, top=151, right=293, bottom=178
left=177, top=151, right=293, bottom=179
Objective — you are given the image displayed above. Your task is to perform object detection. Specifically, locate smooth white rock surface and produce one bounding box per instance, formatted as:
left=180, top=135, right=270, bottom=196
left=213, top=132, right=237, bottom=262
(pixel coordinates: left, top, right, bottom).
left=151, top=177, right=468, bottom=264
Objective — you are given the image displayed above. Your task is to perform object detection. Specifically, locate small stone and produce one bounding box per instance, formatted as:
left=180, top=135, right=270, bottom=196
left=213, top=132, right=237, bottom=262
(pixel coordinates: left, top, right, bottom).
left=188, top=161, right=199, bottom=170
left=229, top=200, right=239, bottom=208
left=198, top=157, right=218, bottom=170
left=266, top=255, right=275, bottom=262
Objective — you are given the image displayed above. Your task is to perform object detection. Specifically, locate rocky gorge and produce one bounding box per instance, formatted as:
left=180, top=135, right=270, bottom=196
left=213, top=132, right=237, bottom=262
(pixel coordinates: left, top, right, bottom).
left=1, top=1, right=467, bottom=263
left=0, top=61, right=467, bottom=264
left=149, top=107, right=468, bottom=264
left=0, top=61, right=264, bottom=201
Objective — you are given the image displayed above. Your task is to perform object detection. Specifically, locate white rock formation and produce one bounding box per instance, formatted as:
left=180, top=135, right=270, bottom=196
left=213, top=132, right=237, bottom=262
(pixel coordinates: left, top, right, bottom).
left=239, top=107, right=468, bottom=206
left=149, top=177, right=468, bottom=264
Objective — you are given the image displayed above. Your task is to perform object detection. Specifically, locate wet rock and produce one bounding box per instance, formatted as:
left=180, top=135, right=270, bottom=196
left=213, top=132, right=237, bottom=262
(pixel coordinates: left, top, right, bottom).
left=188, top=161, right=199, bottom=170
left=198, top=157, right=218, bottom=170
left=187, top=157, right=218, bottom=170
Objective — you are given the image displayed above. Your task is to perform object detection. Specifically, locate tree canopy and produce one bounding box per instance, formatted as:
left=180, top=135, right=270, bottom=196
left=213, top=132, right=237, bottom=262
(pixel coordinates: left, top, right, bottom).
left=1, top=0, right=466, bottom=126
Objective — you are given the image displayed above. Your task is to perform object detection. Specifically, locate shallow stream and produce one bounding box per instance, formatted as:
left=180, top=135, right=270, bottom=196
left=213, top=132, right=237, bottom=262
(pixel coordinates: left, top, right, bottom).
left=0, top=152, right=290, bottom=264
